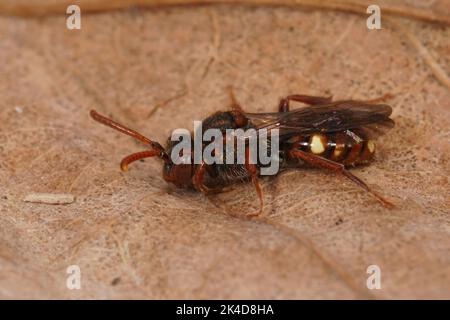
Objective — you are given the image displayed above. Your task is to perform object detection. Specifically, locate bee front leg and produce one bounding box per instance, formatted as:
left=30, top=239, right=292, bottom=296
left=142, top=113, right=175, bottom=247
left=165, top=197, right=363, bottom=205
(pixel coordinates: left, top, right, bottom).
left=192, top=161, right=228, bottom=195
left=192, top=161, right=209, bottom=193
left=244, top=146, right=264, bottom=216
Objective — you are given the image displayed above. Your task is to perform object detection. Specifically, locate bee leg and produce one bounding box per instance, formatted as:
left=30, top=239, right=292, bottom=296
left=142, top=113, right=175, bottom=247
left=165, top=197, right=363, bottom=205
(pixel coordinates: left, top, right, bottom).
left=278, top=94, right=333, bottom=112
left=288, top=148, right=395, bottom=208
left=244, top=146, right=264, bottom=216
left=120, top=150, right=161, bottom=171
left=363, top=93, right=394, bottom=104
left=278, top=98, right=290, bottom=112
left=192, top=161, right=209, bottom=193
left=192, top=161, right=234, bottom=195
left=227, top=86, right=249, bottom=128
left=227, top=85, right=241, bottom=110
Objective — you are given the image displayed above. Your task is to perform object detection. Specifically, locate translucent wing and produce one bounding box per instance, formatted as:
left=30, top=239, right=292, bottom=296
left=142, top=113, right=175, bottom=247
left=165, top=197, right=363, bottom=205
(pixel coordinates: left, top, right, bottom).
left=246, top=100, right=394, bottom=138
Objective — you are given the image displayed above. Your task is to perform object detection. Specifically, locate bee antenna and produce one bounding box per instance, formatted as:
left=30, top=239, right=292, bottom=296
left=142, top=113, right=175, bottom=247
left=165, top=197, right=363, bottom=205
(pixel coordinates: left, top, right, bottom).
left=90, top=109, right=167, bottom=157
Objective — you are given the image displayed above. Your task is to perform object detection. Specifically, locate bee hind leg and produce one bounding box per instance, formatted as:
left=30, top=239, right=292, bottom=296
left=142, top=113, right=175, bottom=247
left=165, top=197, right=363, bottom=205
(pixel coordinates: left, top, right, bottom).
left=288, top=148, right=395, bottom=208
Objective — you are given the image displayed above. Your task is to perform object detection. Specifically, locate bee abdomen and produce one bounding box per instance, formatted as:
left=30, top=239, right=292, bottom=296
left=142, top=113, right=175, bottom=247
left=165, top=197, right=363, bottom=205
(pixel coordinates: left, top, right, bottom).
left=292, top=131, right=376, bottom=166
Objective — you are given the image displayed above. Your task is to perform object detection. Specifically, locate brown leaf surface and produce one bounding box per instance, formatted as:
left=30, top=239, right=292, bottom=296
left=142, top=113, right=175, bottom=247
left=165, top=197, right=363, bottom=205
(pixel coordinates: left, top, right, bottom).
left=0, top=4, right=449, bottom=299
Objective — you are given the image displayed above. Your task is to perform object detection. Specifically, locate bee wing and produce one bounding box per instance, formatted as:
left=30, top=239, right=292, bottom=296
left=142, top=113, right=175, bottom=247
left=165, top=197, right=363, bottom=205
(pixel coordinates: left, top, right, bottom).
left=246, top=100, right=394, bottom=138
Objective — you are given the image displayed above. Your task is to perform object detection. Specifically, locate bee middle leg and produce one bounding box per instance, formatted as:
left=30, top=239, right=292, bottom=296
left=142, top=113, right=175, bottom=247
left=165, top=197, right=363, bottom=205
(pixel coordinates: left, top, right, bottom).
left=278, top=94, right=333, bottom=112
left=288, top=148, right=394, bottom=208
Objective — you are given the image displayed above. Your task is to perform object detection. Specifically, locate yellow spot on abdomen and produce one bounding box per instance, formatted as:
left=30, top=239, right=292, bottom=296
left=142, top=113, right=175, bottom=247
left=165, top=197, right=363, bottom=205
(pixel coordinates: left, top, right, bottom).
left=333, top=144, right=345, bottom=157
left=310, top=134, right=327, bottom=154
left=367, top=140, right=376, bottom=153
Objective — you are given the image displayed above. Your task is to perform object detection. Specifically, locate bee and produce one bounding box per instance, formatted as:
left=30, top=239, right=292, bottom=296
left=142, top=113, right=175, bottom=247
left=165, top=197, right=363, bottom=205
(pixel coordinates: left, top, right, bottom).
left=90, top=90, right=395, bottom=215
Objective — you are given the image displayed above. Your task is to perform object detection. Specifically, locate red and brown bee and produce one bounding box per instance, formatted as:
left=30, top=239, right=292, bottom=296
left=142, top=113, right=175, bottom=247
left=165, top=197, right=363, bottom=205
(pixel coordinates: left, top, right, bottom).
left=91, top=90, right=395, bottom=214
